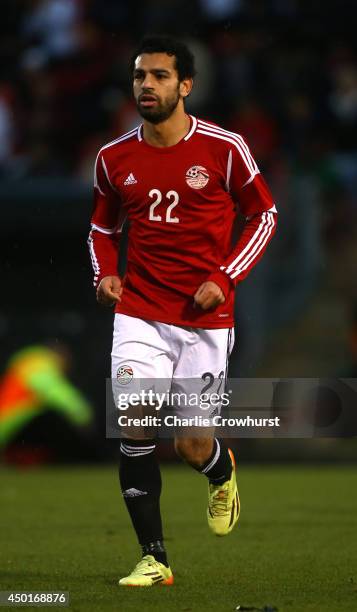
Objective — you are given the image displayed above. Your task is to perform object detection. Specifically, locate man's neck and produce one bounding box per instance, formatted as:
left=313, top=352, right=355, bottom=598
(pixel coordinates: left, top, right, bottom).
left=142, top=109, right=190, bottom=148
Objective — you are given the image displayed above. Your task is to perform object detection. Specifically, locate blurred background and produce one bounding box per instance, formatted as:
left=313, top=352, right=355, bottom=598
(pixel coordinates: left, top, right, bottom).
left=1, top=0, right=357, bottom=464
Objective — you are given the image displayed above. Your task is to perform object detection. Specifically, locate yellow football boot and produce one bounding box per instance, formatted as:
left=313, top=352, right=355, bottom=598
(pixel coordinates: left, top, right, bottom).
left=207, top=448, right=240, bottom=536
left=118, top=555, right=174, bottom=587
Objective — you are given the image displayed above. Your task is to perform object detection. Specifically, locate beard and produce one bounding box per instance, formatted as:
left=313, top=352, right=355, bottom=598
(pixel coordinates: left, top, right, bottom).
left=136, top=86, right=180, bottom=124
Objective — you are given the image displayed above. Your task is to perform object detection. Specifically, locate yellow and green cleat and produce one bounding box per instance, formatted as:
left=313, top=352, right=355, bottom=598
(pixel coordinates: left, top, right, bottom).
left=118, top=555, right=174, bottom=587
left=207, top=448, right=240, bottom=536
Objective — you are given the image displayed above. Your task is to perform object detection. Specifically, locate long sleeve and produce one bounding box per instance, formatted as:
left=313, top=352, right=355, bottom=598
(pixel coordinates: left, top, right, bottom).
left=208, top=140, right=277, bottom=296
left=87, top=150, right=126, bottom=288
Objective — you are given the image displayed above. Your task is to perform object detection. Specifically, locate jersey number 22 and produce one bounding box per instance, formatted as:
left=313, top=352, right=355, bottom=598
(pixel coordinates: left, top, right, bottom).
left=149, top=189, right=179, bottom=223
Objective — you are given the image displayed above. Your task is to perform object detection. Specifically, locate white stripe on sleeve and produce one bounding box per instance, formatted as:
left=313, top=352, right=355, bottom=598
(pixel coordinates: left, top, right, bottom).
left=230, top=213, right=276, bottom=280
left=226, top=149, right=233, bottom=191
left=225, top=212, right=268, bottom=274
left=87, top=231, right=100, bottom=285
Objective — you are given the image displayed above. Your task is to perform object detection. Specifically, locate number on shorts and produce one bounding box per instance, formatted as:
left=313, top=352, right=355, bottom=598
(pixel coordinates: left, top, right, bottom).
left=201, top=371, right=225, bottom=395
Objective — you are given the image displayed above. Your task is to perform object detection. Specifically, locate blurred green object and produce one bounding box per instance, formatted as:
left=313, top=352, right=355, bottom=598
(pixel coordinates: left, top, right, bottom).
left=0, top=345, right=93, bottom=448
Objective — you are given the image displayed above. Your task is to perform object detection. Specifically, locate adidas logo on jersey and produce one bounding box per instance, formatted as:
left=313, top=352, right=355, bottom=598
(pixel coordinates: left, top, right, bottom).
left=124, top=173, right=137, bottom=185
left=123, top=488, right=148, bottom=498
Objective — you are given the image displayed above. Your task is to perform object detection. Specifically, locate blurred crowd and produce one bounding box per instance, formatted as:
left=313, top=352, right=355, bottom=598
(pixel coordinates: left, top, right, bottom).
left=2, top=1, right=357, bottom=236
left=0, top=0, right=356, bottom=187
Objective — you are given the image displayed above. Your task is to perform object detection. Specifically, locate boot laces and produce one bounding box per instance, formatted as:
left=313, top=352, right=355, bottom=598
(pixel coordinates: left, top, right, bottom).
left=210, top=484, right=230, bottom=516
left=134, top=556, right=161, bottom=575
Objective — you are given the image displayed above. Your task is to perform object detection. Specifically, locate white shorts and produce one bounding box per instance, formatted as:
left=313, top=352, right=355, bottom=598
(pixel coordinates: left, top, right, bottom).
left=111, top=314, right=234, bottom=421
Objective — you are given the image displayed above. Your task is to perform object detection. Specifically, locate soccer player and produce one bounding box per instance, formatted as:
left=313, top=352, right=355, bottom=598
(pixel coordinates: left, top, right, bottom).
left=88, top=35, right=277, bottom=586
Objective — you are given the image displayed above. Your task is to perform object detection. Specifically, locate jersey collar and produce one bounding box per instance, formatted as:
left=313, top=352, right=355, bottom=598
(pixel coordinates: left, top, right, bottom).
left=137, top=115, right=197, bottom=143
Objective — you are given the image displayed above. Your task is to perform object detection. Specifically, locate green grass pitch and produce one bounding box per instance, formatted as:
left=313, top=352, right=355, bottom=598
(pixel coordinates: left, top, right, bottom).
left=1, top=464, right=357, bottom=612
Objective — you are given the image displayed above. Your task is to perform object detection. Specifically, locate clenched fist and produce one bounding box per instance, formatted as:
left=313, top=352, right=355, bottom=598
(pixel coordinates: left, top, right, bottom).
left=96, top=275, right=123, bottom=306
left=193, top=281, right=225, bottom=311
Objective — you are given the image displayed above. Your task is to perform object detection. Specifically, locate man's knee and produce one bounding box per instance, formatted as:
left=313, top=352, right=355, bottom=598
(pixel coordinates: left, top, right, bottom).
left=119, top=403, right=158, bottom=440
left=174, top=437, right=213, bottom=467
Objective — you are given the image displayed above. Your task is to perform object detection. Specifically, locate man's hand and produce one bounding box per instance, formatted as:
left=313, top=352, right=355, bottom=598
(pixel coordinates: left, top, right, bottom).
left=193, top=281, right=225, bottom=311
left=96, top=275, right=123, bottom=306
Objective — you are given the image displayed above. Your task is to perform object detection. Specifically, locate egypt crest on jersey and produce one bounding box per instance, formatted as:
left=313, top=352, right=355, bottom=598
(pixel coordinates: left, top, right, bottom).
left=185, top=165, right=209, bottom=189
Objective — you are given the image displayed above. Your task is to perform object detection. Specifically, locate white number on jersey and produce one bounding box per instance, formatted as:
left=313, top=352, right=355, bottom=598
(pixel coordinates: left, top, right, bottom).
left=149, top=189, right=179, bottom=223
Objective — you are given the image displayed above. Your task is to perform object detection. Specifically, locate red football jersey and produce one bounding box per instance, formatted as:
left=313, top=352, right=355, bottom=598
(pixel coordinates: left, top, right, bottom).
left=88, top=116, right=277, bottom=328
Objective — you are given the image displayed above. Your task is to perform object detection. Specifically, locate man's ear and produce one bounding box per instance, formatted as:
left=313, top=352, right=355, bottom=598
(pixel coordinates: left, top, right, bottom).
left=180, top=78, right=193, bottom=98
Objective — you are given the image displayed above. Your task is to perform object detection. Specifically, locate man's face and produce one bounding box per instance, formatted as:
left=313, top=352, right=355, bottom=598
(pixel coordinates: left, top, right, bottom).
left=133, top=53, right=190, bottom=124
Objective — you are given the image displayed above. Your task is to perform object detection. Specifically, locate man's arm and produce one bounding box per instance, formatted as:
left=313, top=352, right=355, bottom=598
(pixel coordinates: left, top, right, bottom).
left=195, top=140, right=277, bottom=310
left=88, top=150, right=126, bottom=306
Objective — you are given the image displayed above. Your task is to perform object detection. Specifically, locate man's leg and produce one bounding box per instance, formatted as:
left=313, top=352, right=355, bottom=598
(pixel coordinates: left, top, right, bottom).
left=171, top=325, right=239, bottom=535
left=118, top=436, right=167, bottom=565
left=174, top=436, right=231, bottom=483
left=111, top=314, right=174, bottom=586
left=117, top=433, right=173, bottom=586
left=116, top=401, right=172, bottom=585
left=175, top=435, right=240, bottom=536
left=116, top=406, right=172, bottom=585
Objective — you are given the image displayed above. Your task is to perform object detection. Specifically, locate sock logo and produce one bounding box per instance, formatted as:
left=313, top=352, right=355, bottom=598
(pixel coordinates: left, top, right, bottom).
left=123, top=488, right=148, bottom=498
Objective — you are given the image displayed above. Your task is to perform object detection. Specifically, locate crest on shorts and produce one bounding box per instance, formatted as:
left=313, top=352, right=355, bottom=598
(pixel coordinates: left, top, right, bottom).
left=117, top=365, right=133, bottom=385
left=185, top=165, right=209, bottom=189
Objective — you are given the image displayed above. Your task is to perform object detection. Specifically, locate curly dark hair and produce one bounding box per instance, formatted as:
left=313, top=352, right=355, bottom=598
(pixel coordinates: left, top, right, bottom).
left=130, top=35, right=196, bottom=81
